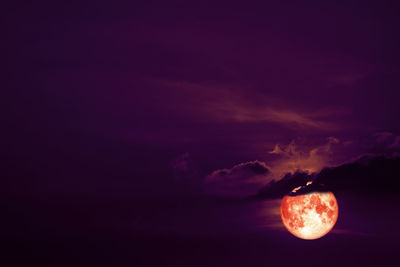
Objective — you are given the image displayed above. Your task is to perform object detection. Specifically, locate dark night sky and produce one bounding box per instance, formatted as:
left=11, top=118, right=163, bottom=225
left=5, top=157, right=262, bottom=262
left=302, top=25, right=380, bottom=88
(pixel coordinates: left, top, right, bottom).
left=2, top=1, right=400, bottom=266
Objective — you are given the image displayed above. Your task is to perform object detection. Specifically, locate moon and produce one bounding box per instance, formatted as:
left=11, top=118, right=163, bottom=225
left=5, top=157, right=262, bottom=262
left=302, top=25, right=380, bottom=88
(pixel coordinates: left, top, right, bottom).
left=280, top=191, right=339, bottom=240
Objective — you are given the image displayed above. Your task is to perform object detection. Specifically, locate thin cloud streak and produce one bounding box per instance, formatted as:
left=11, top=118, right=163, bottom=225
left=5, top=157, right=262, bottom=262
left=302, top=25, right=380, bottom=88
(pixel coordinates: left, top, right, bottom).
left=163, top=80, right=341, bottom=131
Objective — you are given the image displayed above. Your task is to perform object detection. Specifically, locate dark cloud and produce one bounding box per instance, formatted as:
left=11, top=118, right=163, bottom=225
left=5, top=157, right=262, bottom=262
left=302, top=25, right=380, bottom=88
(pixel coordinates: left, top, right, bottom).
left=257, top=155, right=400, bottom=199
left=255, top=132, right=400, bottom=198
left=256, top=172, right=312, bottom=199
left=236, top=161, right=270, bottom=175
left=204, top=161, right=269, bottom=197
left=369, top=132, right=400, bottom=156
left=316, top=155, right=400, bottom=196
left=204, top=136, right=374, bottom=198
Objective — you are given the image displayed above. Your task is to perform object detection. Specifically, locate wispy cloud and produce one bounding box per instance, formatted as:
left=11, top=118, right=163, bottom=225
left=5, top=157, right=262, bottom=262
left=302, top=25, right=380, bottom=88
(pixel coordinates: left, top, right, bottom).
left=267, top=137, right=340, bottom=181
left=162, top=80, right=340, bottom=131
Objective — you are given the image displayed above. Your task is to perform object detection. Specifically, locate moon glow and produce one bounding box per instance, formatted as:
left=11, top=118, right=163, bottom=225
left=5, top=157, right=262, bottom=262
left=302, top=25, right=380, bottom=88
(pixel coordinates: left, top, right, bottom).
left=280, top=191, right=339, bottom=240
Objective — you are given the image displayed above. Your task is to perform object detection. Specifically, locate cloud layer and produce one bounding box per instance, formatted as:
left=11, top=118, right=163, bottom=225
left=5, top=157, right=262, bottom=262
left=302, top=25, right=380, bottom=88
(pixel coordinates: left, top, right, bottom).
left=258, top=155, right=400, bottom=199
left=204, top=133, right=400, bottom=198
left=203, top=137, right=344, bottom=197
left=204, top=160, right=270, bottom=197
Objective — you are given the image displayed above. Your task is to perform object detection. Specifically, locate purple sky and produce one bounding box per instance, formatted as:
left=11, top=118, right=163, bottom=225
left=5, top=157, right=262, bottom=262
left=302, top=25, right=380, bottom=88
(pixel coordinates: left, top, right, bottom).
left=3, top=1, right=400, bottom=266
left=4, top=0, right=400, bottom=197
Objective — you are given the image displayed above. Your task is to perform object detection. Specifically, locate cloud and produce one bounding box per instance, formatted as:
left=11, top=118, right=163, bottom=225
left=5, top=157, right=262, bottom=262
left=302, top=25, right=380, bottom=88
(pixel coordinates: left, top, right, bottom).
left=204, top=133, right=400, bottom=198
left=256, top=171, right=312, bottom=198
left=162, top=80, right=340, bottom=131
left=208, top=102, right=338, bottom=131
left=373, top=132, right=400, bottom=151
left=204, top=160, right=270, bottom=197
left=204, top=137, right=343, bottom=197
left=267, top=137, right=340, bottom=181
left=215, top=104, right=336, bottom=130
left=257, top=155, right=400, bottom=199
left=257, top=133, right=400, bottom=198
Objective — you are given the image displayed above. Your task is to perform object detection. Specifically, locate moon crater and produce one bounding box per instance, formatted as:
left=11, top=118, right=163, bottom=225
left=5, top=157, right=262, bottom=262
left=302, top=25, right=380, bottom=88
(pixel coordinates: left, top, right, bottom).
left=280, top=192, right=338, bottom=240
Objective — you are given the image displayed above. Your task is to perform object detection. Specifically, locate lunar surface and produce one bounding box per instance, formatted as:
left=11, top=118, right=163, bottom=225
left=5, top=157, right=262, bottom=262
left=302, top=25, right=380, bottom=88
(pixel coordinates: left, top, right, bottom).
left=280, top=191, right=339, bottom=240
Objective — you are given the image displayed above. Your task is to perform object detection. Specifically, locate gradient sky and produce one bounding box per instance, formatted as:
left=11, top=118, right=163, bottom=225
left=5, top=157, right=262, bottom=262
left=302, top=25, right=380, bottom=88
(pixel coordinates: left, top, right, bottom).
left=4, top=0, right=400, bottom=197
left=3, top=1, right=400, bottom=266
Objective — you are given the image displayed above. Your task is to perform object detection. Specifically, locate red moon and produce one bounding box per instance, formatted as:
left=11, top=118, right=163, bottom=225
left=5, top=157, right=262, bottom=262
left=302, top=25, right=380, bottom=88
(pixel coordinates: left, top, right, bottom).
left=280, top=192, right=339, bottom=240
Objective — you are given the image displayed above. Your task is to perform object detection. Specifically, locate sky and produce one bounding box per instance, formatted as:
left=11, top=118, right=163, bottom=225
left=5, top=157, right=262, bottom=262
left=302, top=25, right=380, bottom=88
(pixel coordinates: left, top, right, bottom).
left=3, top=1, right=400, bottom=266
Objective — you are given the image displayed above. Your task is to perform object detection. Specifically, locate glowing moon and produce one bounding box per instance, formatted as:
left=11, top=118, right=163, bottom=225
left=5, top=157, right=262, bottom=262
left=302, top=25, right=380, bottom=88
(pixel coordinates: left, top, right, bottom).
left=280, top=191, right=339, bottom=240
